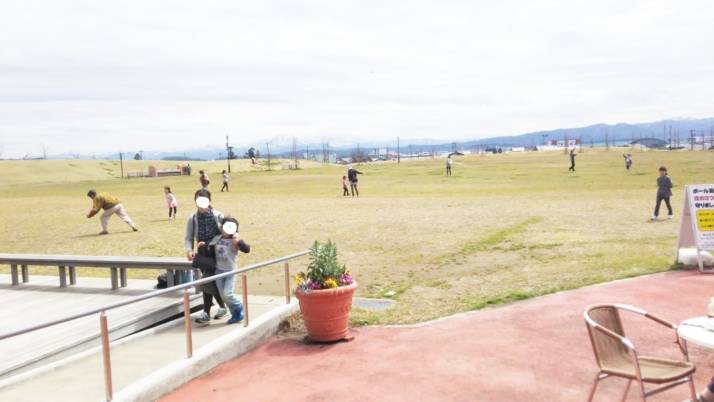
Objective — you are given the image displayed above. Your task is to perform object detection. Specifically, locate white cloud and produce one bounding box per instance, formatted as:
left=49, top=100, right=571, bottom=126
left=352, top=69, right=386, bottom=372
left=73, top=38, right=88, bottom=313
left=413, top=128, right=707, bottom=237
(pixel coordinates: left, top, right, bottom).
left=1, top=0, right=713, bottom=157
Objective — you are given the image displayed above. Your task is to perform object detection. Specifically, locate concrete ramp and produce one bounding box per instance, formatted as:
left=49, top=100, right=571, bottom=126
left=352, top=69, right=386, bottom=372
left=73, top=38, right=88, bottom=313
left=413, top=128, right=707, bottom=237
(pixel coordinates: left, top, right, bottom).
left=0, top=275, right=201, bottom=378
left=0, top=274, right=298, bottom=402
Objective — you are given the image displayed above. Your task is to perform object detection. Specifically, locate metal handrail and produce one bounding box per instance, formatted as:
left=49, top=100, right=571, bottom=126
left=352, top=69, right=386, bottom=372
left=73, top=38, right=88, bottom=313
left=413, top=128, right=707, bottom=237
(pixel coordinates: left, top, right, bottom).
left=0, top=249, right=309, bottom=401
left=0, top=249, right=309, bottom=341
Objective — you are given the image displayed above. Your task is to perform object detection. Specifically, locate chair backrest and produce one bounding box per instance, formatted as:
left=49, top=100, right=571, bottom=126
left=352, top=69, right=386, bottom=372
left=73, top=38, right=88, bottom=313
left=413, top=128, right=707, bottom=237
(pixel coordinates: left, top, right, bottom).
left=585, top=305, right=633, bottom=371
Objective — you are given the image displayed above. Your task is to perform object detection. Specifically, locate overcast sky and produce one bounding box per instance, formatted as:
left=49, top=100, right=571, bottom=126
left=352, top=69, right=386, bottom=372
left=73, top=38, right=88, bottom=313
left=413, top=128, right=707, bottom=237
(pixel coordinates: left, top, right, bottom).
left=1, top=0, right=713, bottom=158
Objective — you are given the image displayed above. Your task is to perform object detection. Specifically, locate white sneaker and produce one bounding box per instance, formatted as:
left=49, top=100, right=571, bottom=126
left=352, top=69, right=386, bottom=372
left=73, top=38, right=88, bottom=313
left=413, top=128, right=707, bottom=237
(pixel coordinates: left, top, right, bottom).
left=668, top=215, right=673, bottom=220
left=651, top=216, right=657, bottom=221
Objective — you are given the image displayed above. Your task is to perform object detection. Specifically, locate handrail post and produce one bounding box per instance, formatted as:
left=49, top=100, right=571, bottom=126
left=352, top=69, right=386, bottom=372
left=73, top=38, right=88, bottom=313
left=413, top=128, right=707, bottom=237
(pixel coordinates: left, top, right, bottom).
left=10, top=264, right=18, bottom=286
left=183, top=289, right=193, bottom=358
left=284, top=262, right=291, bottom=304
left=241, top=275, right=249, bottom=327
left=99, top=311, right=113, bottom=401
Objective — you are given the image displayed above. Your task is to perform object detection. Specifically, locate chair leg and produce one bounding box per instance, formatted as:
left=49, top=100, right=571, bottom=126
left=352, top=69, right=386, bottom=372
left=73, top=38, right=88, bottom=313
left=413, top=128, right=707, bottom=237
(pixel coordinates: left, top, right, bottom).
left=621, top=379, right=632, bottom=402
left=637, top=379, right=647, bottom=401
left=688, top=376, right=698, bottom=402
left=587, top=373, right=601, bottom=402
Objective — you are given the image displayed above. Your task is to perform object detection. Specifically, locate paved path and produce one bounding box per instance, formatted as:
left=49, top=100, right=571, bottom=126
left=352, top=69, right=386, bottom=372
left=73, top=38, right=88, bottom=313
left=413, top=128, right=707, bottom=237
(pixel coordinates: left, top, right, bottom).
left=162, top=271, right=714, bottom=402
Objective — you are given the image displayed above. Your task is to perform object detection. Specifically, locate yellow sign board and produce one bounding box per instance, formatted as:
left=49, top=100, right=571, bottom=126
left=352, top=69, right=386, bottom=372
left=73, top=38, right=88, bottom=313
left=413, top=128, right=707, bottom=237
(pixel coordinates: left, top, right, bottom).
left=698, top=210, right=714, bottom=232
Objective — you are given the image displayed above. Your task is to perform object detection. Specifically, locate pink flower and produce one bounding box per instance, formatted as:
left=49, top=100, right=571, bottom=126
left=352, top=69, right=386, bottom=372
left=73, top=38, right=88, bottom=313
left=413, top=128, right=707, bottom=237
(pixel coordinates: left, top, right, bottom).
left=339, top=273, right=353, bottom=285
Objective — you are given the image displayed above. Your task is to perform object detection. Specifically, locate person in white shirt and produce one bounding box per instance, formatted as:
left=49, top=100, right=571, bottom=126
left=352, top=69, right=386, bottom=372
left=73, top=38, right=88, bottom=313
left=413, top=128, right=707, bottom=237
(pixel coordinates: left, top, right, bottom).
left=446, top=156, right=453, bottom=176
left=164, top=186, right=178, bottom=221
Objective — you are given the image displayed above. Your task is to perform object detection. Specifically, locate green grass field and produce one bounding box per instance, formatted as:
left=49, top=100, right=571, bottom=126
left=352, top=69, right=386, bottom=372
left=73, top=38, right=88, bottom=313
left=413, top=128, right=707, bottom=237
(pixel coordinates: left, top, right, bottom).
left=1, top=150, right=712, bottom=325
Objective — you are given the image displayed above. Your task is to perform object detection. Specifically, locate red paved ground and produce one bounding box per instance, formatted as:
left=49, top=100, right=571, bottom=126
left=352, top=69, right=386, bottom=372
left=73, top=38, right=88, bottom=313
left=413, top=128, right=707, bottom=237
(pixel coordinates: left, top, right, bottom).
left=161, top=271, right=714, bottom=402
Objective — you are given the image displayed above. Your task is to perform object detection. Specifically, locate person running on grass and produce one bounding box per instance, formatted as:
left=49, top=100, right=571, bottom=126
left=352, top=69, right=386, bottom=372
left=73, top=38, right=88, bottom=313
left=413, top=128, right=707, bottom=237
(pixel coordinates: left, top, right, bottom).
left=86, top=189, right=138, bottom=235
left=347, top=165, right=363, bottom=197
left=201, top=216, right=251, bottom=324
left=446, top=156, right=453, bottom=176
left=220, top=170, right=229, bottom=192
left=623, top=153, right=633, bottom=171
left=652, top=166, right=673, bottom=221
left=164, top=186, right=178, bottom=221
left=185, top=189, right=228, bottom=323
left=568, top=148, right=577, bottom=172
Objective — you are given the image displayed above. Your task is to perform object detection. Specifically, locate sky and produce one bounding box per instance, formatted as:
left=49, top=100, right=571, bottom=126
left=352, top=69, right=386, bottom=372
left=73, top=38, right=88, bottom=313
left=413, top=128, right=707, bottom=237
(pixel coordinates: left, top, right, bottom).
left=1, top=0, right=714, bottom=158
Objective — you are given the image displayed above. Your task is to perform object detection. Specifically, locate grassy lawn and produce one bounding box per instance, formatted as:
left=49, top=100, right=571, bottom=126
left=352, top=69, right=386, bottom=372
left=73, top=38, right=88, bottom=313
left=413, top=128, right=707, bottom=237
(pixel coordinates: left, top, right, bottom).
left=0, top=150, right=711, bottom=325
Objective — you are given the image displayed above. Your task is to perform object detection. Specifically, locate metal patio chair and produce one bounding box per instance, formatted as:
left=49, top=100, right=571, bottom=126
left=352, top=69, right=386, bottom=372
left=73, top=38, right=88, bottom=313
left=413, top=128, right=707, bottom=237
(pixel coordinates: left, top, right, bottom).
left=583, top=304, right=697, bottom=401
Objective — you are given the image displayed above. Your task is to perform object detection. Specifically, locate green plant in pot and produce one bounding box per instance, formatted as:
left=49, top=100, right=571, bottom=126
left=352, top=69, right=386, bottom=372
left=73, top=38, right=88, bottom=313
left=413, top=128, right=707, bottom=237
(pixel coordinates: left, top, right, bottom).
left=295, top=240, right=357, bottom=342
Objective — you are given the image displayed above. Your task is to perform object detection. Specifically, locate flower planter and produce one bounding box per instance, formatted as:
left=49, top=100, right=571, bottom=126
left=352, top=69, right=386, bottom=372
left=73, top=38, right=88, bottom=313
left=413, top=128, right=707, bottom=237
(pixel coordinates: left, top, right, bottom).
left=295, top=282, right=358, bottom=342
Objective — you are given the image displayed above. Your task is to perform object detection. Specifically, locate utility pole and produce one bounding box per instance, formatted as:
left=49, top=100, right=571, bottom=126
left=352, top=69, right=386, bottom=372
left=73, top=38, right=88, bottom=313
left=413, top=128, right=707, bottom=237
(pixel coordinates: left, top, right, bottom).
left=119, top=152, right=124, bottom=179
left=266, top=142, right=272, bottom=171
left=225, top=136, right=232, bottom=173
left=668, top=125, right=673, bottom=150
left=690, top=129, right=696, bottom=151
left=292, top=137, right=298, bottom=168
left=397, top=136, right=400, bottom=163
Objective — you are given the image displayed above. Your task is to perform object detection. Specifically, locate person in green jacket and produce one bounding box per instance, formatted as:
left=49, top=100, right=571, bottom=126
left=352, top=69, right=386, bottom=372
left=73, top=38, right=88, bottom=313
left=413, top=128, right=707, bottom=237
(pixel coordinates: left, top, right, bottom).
left=86, top=189, right=138, bottom=234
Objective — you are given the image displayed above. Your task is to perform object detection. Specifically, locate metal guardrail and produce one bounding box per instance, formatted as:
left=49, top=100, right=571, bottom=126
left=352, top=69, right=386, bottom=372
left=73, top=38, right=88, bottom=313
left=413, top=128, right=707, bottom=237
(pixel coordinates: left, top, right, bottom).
left=0, top=253, right=194, bottom=289
left=0, top=249, right=310, bottom=401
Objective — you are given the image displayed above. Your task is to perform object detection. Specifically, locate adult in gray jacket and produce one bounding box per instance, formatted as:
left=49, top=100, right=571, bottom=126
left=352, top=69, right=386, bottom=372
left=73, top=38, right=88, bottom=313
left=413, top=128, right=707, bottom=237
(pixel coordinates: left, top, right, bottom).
left=185, top=189, right=227, bottom=323
left=652, top=166, right=673, bottom=220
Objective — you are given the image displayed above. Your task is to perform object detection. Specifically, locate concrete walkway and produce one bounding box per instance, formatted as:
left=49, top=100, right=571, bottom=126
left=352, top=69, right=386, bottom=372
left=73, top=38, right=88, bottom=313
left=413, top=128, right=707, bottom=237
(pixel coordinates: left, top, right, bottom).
left=161, top=270, right=714, bottom=402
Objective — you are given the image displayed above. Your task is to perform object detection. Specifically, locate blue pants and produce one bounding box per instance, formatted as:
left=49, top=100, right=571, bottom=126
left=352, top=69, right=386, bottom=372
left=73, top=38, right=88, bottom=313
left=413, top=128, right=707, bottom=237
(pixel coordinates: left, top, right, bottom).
left=215, top=269, right=243, bottom=315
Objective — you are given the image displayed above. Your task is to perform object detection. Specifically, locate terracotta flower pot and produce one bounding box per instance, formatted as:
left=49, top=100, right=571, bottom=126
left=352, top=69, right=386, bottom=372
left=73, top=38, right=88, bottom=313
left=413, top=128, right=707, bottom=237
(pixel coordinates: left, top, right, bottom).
left=295, top=282, right=358, bottom=342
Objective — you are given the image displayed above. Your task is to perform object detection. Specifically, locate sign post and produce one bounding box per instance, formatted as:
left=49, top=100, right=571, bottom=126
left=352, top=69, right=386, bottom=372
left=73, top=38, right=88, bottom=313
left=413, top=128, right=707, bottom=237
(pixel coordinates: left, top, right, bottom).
left=676, top=184, right=714, bottom=272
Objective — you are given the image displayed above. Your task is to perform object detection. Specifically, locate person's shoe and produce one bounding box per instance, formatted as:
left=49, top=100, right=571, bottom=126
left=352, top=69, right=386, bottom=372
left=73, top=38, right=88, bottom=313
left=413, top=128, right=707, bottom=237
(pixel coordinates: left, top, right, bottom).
left=668, top=215, right=673, bottom=220
left=651, top=215, right=657, bottom=221
left=132, top=226, right=139, bottom=232
left=98, top=230, right=109, bottom=235
left=227, top=306, right=244, bottom=324
left=194, top=312, right=210, bottom=324
left=213, top=308, right=228, bottom=320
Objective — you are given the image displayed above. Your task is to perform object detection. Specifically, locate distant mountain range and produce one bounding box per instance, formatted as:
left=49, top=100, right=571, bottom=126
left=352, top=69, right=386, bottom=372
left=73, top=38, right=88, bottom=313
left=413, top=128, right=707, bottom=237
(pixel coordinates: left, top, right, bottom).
left=44, top=117, right=714, bottom=160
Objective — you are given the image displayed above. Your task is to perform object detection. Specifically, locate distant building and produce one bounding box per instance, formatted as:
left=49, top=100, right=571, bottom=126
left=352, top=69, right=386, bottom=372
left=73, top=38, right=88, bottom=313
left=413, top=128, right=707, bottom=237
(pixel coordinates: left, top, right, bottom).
left=546, top=139, right=580, bottom=147
left=631, top=138, right=667, bottom=149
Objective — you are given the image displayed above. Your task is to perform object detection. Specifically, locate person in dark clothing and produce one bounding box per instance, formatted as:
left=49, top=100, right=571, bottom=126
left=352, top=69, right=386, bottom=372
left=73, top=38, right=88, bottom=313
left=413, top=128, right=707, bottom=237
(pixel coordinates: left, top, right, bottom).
left=185, top=189, right=227, bottom=323
left=347, top=166, right=363, bottom=197
left=652, top=166, right=673, bottom=220
left=568, top=149, right=576, bottom=171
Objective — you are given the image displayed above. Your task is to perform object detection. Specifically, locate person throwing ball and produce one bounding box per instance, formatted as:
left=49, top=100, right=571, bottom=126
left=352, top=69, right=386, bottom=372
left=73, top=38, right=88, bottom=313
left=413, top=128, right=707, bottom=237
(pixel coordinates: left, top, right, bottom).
left=86, top=189, right=138, bottom=234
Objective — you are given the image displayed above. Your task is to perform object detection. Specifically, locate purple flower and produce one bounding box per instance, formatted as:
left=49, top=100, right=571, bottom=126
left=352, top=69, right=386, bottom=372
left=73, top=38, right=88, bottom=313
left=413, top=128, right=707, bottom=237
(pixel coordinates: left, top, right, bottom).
left=339, top=273, right=353, bottom=285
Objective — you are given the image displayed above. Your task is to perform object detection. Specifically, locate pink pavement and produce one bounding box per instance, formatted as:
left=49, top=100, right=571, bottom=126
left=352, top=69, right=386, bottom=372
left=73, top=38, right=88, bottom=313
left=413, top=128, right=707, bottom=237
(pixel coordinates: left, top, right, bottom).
left=161, top=271, right=714, bottom=402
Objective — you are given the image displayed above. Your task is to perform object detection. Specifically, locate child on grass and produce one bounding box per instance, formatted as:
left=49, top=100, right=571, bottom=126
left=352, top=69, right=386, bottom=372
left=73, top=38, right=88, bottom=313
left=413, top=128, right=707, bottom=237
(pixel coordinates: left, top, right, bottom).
left=164, top=186, right=177, bottom=220
left=342, top=175, right=349, bottom=196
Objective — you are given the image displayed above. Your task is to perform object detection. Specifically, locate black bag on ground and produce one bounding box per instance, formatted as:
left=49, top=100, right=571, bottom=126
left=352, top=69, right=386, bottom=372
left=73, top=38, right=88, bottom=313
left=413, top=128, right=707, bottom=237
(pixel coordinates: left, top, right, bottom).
left=156, top=273, right=168, bottom=289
